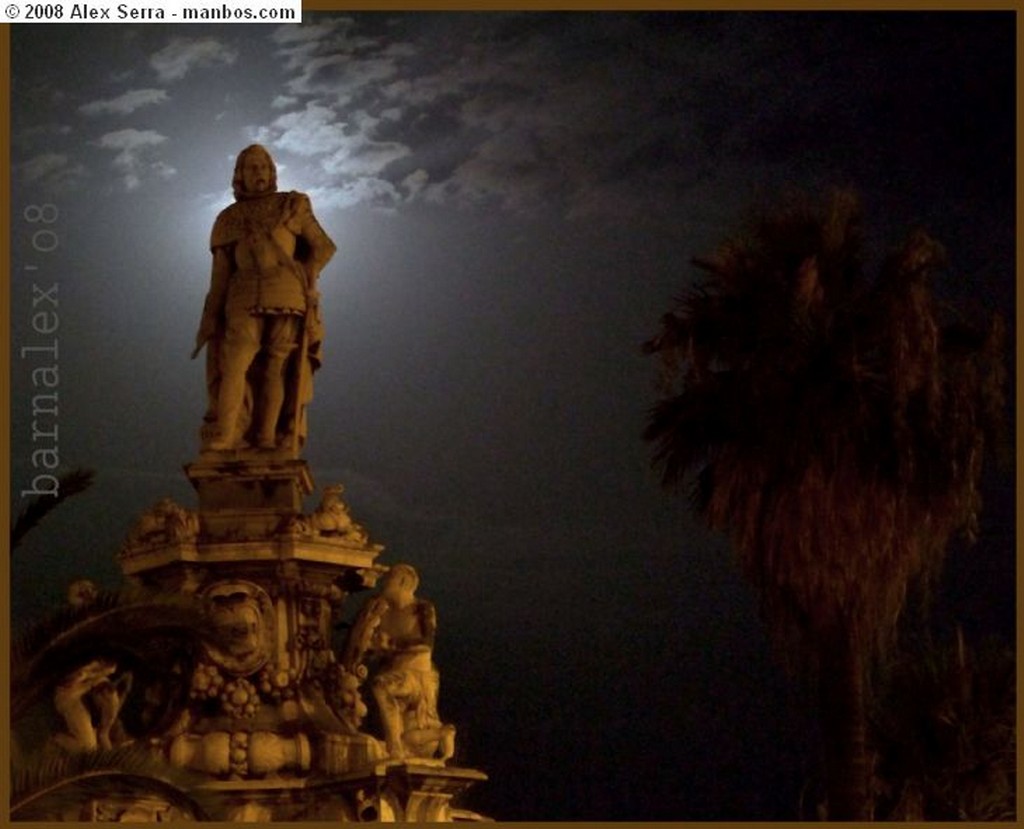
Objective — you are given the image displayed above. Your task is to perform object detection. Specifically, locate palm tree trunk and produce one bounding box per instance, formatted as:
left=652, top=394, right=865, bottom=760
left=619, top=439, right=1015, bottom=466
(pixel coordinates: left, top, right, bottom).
left=817, top=627, right=870, bottom=820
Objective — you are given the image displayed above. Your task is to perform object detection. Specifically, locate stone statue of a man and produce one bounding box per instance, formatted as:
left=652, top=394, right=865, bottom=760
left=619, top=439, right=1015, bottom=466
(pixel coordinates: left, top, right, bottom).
left=193, top=144, right=336, bottom=453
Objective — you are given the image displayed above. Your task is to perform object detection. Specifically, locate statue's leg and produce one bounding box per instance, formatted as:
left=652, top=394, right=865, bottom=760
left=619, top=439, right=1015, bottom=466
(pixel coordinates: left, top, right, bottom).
left=372, top=674, right=409, bottom=759
left=255, top=315, right=299, bottom=448
left=210, top=314, right=261, bottom=450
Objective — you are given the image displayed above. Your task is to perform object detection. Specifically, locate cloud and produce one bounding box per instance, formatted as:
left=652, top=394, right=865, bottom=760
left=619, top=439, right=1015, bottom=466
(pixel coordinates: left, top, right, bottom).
left=321, top=110, right=410, bottom=176
left=249, top=15, right=732, bottom=218
left=271, top=18, right=349, bottom=46
left=286, top=54, right=399, bottom=103
left=272, top=18, right=374, bottom=75
left=401, top=168, right=429, bottom=199
left=263, top=16, right=666, bottom=216
left=323, top=140, right=409, bottom=177
left=379, top=67, right=466, bottom=108
left=78, top=88, right=169, bottom=116
left=256, top=102, right=349, bottom=156
left=20, top=152, right=88, bottom=190
left=271, top=19, right=406, bottom=102
left=151, top=160, right=177, bottom=179
left=95, top=128, right=169, bottom=190
left=425, top=133, right=550, bottom=214
left=256, top=103, right=410, bottom=176
left=389, top=22, right=708, bottom=219
left=21, top=152, right=69, bottom=182
left=306, top=178, right=402, bottom=212
left=150, top=37, right=237, bottom=82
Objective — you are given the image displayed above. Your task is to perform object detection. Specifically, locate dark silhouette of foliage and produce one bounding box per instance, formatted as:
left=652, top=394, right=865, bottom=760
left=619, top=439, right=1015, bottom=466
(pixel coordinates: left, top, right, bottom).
left=870, top=630, right=1015, bottom=820
left=11, top=586, right=207, bottom=724
left=9, top=469, right=219, bottom=820
left=11, top=467, right=95, bottom=549
left=10, top=587, right=213, bottom=821
left=11, top=744, right=213, bottom=821
left=644, top=189, right=1005, bottom=819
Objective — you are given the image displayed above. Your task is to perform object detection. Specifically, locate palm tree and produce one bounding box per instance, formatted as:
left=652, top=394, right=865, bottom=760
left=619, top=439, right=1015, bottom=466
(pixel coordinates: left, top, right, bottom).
left=643, top=189, right=1005, bottom=819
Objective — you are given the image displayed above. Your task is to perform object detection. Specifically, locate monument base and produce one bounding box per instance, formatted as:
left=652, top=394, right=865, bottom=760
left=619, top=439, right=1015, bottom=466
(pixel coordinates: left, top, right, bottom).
left=185, top=456, right=313, bottom=540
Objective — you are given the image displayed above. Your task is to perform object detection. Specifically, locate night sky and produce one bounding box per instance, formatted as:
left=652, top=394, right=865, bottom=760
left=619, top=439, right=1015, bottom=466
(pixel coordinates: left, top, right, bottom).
left=9, top=12, right=1016, bottom=820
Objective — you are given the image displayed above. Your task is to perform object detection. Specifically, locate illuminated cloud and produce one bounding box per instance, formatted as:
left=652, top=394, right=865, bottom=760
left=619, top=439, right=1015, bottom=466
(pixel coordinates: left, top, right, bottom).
left=96, top=128, right=169, bottom=190
left=401, top=168, right=429, bottom=199
left=306, top=177, right=402, bottom=211
left=285, top=54, right=399, bottom=102
left=79, top=88, right=169, bottom=116
left=271, top=17, right=370, bottom=76
left=256, top=102, right=349, bottom=156
left=150, top=37, right=237, bottom=82
left=323, top=140, right=409, bottom=177
left=151, top=160, right=178, bottom=179
left=263, top=15, right=697, bottom=216
left=321, top=110, right=410, bottom=176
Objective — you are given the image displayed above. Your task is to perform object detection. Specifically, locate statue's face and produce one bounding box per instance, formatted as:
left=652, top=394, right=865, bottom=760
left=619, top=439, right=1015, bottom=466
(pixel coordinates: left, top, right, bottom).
left=241, top=153, right=272, bottom=194
left=382, top=568, right=416, bottom=601
left=211, top=596, right=262, bottom=659
left=202, top=581, right=274, bottom=675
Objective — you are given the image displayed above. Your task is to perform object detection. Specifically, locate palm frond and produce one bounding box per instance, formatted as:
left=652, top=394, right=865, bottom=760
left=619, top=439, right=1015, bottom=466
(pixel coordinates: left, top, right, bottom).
left=11, top=587, right=208, bottom=723
left=11, top=467, right=96, bottom=549
left=12, top=743, right=213, bottom=820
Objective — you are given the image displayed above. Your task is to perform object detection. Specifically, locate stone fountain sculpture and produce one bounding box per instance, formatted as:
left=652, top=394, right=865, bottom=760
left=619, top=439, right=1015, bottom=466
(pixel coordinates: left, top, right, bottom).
left=38, top=145, right=486, bottom=822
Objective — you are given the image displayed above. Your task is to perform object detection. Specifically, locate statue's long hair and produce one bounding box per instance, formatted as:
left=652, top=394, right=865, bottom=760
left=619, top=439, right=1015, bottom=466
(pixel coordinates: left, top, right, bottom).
left=232, top=144, right=278, bottom=200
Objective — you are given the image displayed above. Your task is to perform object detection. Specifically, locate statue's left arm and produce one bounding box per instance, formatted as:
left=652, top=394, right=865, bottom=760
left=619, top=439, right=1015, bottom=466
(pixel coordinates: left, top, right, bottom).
left=289, top=192, right=337, bottom=283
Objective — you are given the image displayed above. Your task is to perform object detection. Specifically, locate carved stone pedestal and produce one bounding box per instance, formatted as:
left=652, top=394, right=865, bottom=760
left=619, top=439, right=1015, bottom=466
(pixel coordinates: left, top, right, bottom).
left=101, top=457, right=488, bottom=822
left=185, top=456, right=314, bottom=540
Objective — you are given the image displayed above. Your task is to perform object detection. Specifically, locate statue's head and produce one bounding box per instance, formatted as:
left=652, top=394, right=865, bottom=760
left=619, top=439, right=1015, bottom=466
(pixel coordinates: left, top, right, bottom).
left=381, top=563, right=419, bottom=598
left=232, top=144, right=277, bottom=200
left=67, top=578, right=99, bottom=608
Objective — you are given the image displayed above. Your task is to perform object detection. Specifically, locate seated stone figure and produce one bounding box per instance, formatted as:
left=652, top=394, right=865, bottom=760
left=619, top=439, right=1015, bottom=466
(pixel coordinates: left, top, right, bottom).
left=346, top=564, right=455, bottom=762
left=52, top=659, right=132, bottom=753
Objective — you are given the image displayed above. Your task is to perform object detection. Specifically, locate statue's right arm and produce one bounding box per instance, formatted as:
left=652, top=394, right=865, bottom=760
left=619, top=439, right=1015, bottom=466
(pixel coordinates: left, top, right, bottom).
left=192, top=247, right=232, bottom=358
